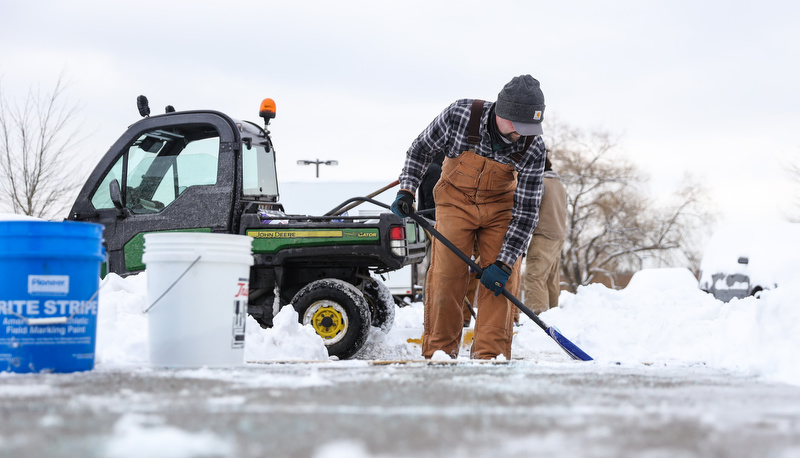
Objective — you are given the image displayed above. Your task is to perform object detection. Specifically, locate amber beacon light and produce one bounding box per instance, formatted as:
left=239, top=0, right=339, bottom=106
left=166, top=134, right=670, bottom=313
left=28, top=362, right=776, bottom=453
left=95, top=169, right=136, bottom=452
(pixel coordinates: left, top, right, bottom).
left=259, top=98, right=276, bottom=126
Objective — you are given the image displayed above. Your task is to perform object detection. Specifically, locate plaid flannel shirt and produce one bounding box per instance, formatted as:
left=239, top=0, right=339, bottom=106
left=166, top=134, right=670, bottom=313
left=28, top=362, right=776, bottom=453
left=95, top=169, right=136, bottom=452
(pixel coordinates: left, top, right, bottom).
left=399, top=99, right=546, bottom=266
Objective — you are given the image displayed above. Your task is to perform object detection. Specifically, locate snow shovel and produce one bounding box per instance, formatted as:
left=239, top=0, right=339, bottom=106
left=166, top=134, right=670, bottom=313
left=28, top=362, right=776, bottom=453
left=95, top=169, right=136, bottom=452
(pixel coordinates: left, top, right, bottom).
left=407, top=212, right=593, bottom=361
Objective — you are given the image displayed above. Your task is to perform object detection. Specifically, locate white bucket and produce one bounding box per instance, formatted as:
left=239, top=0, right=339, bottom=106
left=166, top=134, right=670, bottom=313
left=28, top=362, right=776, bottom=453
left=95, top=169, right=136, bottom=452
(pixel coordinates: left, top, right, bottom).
left=143, top=232, right=253, bottom=368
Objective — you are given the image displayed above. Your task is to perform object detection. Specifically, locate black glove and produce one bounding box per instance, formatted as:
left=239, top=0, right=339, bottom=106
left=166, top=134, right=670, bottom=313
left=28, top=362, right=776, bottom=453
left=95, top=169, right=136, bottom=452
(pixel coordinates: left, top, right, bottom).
left=479, top=261, right=512, bottom=296
left=391, top=190, right=415, bottom=218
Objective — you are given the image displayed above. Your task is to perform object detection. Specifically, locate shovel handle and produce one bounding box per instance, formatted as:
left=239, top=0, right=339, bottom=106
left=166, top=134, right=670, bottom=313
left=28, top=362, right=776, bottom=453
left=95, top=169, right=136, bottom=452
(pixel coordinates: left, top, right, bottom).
left=408, top=213, right=542, bottom=326
left=408, top=211, right=593, bottom=361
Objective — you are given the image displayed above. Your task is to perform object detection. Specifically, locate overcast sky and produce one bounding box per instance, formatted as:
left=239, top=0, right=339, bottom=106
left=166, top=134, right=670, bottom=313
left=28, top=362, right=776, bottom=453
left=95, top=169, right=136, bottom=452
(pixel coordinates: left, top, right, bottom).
left=2, top=0, right=799, bottom=225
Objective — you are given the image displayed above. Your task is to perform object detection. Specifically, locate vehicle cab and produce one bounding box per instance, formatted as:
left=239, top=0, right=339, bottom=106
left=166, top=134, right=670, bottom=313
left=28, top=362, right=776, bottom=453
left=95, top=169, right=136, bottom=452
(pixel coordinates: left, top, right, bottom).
left=67, top=98, right=281, bottom=275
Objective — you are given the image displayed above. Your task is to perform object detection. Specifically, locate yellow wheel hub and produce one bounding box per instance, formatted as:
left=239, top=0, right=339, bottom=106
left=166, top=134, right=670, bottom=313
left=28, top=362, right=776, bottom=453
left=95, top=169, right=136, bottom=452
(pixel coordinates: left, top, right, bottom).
left=304, top=300, right=348, bottom=343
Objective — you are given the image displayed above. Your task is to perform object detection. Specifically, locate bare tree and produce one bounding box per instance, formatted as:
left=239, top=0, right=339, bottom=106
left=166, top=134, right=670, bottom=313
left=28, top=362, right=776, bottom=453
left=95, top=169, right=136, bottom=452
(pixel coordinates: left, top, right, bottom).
left=0, top=73, right=83, bottom=218
left=544, top=120, right=714, bottom=292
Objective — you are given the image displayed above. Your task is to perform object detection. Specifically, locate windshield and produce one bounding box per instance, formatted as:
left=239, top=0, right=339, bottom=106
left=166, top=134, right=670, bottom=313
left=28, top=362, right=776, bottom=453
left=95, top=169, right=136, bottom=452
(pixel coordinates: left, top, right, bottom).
left=242, top=139, right=279, bottom=200
left=90, top=127, right=220, bottom=213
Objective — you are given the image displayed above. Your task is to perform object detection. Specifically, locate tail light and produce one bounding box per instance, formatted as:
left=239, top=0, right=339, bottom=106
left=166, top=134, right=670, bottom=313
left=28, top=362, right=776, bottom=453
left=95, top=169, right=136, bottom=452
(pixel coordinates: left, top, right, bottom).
left=389, top=225, right=407, bottom=256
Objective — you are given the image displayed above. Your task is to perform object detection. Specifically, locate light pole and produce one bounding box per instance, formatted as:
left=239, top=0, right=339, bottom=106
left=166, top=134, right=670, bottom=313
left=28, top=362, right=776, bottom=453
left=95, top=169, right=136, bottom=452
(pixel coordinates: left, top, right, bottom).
left=297, top=159, right=338, bottom=178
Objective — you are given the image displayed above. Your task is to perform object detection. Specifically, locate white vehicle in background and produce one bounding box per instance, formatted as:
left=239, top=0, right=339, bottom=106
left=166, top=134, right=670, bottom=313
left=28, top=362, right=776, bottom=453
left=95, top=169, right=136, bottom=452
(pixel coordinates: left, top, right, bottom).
left=367, top=211, right=425, bottom=305
left=699, top=222, right=800, bottom=302
left=376, top=264, right=422, bottom=305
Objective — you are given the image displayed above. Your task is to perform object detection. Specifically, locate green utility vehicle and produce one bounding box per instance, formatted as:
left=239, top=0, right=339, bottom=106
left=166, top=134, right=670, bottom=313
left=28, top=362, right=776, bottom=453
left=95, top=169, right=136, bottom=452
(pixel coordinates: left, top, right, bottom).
left=67, top=97, right=426, bottom=359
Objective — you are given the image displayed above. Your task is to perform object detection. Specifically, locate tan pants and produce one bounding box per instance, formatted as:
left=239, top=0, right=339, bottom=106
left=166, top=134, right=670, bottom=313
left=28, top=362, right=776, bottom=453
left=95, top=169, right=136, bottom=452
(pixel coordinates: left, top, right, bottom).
left=469, top=259, right=522, bottom=326
left=522, top=234, right=564, bottom=315
left=423, top=151, right=519, bottom=360
left=463, top=272, right=479, bottom=326
left=462, top=240, right=480, bottom=326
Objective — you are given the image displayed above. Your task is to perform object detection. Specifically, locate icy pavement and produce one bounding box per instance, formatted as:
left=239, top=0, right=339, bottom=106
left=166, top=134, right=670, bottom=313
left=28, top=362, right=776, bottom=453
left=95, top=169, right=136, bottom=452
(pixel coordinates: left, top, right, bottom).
left=1, top=360, right=800, bottom=458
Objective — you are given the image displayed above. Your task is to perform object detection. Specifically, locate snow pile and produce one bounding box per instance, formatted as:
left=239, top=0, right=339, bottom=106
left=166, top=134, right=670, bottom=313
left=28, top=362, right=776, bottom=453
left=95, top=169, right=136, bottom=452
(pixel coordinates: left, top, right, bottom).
left=94, top=267, right=800, bottom=387
left=96, top=274, right=150, bottom=366
left=533, top=267, right=800, bottom=386
left=0, top=213, right=44, bottom=221
left=96, top=272, right=329, bottom=365
left=243, top=305, right=329, bottom=362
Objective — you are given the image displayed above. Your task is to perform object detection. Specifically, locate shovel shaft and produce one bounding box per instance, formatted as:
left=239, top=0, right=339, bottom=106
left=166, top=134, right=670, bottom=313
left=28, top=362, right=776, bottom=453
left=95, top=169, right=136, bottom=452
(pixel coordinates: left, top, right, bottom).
left=408, top=212, right=593, bottom=361
left=325, top=196, right=593, bottom=361
left=410, top=213, right=542, bottom=326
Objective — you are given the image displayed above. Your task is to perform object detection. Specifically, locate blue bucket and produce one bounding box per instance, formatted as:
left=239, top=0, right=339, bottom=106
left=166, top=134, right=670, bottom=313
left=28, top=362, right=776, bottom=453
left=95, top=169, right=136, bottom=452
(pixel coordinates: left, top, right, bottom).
left=0, top=220, right=104, bottom=373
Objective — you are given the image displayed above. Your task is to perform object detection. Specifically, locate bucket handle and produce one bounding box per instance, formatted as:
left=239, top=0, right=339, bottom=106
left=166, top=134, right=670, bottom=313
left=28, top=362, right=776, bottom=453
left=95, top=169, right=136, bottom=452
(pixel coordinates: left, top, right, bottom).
left=9, top=277, right=109, bottom=326
left=143, top=255, right=202, bottom=314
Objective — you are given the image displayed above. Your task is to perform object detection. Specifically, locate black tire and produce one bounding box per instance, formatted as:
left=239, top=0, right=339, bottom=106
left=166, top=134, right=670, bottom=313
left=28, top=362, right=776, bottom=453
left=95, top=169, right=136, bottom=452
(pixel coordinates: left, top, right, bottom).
left=362, top=279, right=396, bottom=333
left=291, top=279, right=372, bottom=360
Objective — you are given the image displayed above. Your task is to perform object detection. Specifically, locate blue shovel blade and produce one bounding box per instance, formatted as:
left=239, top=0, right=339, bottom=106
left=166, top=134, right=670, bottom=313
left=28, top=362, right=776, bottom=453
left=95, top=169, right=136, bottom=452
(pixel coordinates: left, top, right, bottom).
left=547, top=327, right=593, bottom=361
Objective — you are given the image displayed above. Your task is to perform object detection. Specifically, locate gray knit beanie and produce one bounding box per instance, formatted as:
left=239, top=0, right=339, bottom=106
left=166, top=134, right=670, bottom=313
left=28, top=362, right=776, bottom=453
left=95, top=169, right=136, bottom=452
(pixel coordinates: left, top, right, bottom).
left=495, top=75, right=545, bottom=136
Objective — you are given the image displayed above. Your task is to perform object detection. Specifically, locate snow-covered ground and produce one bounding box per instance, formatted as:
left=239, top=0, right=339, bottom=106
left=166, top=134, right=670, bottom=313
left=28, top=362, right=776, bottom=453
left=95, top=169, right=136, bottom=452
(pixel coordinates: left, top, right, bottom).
left=3, top=211, right=799, bottom=385
left=77, top=266, right=800, bottom=457
left=94, top=266, right=800, bottom=388
left=5, top=212, right=800, bottom=457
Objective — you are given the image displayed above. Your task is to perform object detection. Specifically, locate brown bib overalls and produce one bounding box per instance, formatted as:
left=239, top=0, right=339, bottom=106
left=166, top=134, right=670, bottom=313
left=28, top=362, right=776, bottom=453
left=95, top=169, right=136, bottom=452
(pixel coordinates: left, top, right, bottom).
left=423, top=150, right=521, bottom=359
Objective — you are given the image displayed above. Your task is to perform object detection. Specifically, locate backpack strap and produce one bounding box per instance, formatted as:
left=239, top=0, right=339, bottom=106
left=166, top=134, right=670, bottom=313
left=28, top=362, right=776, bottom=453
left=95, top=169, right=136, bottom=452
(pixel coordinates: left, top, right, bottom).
left=466, top=99, right=485, bottom=148
left=510, top=136, right=534, bottom=163
left=468, top=98, right=534, bottom=162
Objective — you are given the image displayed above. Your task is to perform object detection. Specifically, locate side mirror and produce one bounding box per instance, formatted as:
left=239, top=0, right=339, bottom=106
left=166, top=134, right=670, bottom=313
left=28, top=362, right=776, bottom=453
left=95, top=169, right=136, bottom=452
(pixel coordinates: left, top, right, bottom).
left=109, top=179, right=124, bottom=211
left=137, top=95, right=150, bottom=118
